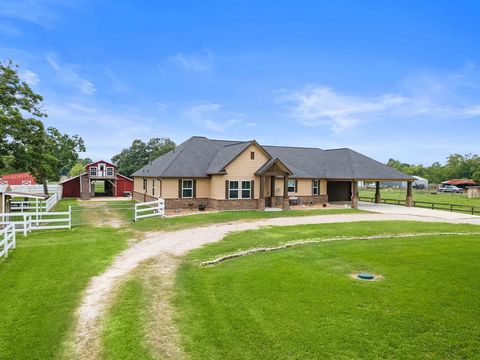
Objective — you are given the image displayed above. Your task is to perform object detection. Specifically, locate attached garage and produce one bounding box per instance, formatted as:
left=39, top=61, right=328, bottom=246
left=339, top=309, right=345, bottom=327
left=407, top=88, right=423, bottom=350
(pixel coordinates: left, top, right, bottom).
left=327, top=181, right=352, bottom=202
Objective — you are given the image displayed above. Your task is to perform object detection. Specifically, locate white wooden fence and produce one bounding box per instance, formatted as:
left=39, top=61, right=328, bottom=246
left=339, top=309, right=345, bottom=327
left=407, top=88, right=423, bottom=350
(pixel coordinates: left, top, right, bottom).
left=134, top=198, right=165, bottom=221
left=0, top=224, right=16, bottom=259
left=10, top=185, right=63, bottom=213
left=0, top=207, right=72, bottom=235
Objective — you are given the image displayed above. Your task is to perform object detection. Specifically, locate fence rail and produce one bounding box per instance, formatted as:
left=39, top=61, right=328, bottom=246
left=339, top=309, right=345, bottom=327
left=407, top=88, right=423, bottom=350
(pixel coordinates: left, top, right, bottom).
left=134, top=199, right=165, bottom=221
left=0, top=207, right=71, bottom=235
left=10, top=186, right=62, bottom=213
left=0, top=224, right=16, bottom=258
left=359, top=196, right=480, bottom=215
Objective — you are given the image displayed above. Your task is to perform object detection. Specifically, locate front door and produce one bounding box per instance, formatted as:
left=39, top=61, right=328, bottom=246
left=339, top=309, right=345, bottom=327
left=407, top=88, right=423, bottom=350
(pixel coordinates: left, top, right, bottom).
left=99, top=164, right=105, bottom=177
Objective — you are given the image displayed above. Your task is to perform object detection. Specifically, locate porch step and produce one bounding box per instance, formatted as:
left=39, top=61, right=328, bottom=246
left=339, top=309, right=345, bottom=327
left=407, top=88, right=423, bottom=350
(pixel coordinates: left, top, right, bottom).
left=265, top=207, right=282, bottom=212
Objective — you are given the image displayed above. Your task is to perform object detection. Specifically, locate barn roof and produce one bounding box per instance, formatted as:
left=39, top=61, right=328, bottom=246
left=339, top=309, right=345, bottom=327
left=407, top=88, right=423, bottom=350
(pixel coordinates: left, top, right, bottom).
left=132, top=136, right=412, bottom=181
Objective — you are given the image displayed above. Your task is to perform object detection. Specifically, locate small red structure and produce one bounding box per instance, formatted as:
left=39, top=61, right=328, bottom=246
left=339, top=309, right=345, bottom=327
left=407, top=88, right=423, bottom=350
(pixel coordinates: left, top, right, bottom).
left=441, top=179, right=476, bottom=188
left=0, top=172, right=37, bottom=186
left=60, top=160, right=133, bottom=199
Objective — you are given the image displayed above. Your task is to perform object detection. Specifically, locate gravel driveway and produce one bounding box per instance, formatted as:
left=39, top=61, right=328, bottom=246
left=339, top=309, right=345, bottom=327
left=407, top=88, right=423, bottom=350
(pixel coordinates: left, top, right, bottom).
left=72, top=211, right=480, bottom=358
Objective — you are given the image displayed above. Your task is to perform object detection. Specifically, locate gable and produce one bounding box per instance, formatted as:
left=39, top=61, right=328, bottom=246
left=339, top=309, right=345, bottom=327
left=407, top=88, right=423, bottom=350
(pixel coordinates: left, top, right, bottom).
left=224, top=143, right=270, bottom=177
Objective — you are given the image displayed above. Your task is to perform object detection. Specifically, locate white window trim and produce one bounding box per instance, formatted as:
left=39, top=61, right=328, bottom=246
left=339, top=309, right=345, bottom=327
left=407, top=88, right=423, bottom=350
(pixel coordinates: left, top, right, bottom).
left=106, top=167, right=114, bottom=176
left=90, top=167, right=97, bottom=176
left=182, top=179, right=193, bottom=198
left=313, top=179, right=319, bottom=195
left=241, top=180, right=251, bottom=199
left=229, top=180, right=252, bottom=199
left=288, top=179, right=297, bottom=193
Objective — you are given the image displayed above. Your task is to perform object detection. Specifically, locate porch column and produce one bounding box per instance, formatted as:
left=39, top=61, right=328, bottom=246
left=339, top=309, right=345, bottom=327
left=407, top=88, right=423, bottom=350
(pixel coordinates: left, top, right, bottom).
left=406, top=181, right=413, bottom=207
left=375, top=181, right=381, bottom=203
left=282, top=175, right=290, bottom=210
left=351, top=181, right=359, bottom=209
left=270, top=176, right=276, bottom=208
left=258, top=175, right=265, bottom=211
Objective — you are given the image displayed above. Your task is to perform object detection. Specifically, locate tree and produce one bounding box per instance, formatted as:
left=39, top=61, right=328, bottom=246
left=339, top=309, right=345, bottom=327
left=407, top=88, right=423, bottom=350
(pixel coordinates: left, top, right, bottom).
left=112, top=138, right=175, bottom=177
left=0, top=60, right=85, bottom=194
left=69, top=162, right=86, bottom=177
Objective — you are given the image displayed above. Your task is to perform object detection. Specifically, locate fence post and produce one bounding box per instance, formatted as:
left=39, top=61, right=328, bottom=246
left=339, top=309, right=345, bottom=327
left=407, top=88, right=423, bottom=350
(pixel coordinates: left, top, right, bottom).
left=134, top=203, right=137, bottom=222
left=23, top=214, right=28, bottom=236
left=12, top=226, right=16, bottom=249
left=68, top=205, right=71, bottom=228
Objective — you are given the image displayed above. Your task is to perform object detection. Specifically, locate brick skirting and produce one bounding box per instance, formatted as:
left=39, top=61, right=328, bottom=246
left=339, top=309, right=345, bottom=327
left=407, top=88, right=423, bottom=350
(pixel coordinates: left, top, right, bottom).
left=164, top=198, right=209, bottom=210
left=294, top=195, right=328, bottom=205
left=209, top=199, right=259, bottom=210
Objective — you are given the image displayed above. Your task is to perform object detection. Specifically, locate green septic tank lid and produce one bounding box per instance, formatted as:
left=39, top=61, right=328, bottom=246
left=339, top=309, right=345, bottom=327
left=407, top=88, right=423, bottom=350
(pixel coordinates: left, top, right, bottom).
left=357, top=273, right=374, bottom=280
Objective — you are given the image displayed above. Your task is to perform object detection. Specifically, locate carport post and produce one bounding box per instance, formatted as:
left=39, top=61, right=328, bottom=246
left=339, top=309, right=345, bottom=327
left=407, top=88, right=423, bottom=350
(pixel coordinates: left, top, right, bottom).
left=351, top=181, right=359, bottom=209
left=375, top=182, right=381, bottom=203
left=406, top=181, right=413, bottom=207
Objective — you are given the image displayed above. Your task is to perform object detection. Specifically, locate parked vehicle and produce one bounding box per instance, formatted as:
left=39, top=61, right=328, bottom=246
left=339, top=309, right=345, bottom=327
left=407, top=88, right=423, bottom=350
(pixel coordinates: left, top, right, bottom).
left=438, top=184, right=463, bottom=193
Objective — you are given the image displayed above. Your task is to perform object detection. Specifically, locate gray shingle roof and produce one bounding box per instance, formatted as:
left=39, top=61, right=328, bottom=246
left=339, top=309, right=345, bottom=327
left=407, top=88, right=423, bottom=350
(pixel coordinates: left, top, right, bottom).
left=132, top=136, right=412, bottom=180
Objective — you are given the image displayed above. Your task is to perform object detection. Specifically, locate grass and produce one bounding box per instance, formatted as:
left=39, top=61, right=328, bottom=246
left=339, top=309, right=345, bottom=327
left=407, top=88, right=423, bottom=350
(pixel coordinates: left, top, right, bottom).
left=102, top=277, right=154, bottom=360
left=132, top=208, right=365, bottom=232
left=0, top=225, right=131, bottom=359
left=360, top=188, right=480, bottom=207
left=172, top=221, right=480, bottom=359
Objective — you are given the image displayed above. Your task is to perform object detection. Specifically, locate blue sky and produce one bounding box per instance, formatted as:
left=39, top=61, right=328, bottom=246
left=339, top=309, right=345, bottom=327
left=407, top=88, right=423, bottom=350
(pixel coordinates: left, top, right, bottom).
left=1, top=0, right=480, bottom=164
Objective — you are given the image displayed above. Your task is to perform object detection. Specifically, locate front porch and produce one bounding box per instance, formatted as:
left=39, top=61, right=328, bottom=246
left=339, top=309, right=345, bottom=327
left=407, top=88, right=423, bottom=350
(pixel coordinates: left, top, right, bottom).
left=256, top=158, right=292, bottom=211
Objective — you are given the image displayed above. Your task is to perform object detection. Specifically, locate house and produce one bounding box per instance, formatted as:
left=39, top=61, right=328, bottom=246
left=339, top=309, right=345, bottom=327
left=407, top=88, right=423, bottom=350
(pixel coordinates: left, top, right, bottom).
left=132, top=136, right=413, bottom=210
left=60, top=160, right=133, bottom=199
left=0, top=172, right=37, bottom=186
left=441, top=179, right=476, bottom=189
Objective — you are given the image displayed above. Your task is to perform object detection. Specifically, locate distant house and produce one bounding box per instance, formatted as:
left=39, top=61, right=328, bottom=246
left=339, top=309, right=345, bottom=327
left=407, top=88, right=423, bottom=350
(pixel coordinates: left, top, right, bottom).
left=60, top=160, right=133, bottom=199
left=0, top=184, right=12, bottom=213
left=441, top=179, right=476, bottom=188
left=0, top=172, right=37, bottom=186
left=132, top=136, right=412, bottom=210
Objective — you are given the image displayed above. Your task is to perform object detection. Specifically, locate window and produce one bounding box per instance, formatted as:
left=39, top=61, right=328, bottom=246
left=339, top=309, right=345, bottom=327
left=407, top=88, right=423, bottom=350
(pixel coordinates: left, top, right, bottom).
left=142, top=178, right=147, bottom=190
left=241, top=180, right=251, bottom=198
left=288, top=179, right=297, bottom=193
left=182, top=179, right=193, bottom=198
left=106, top=167, right=114, bottom=176
left=250, top=151, right=255, bottom=160
left=313, top=179, right=319, bottom=195
left=229, top=181, right=239, bottom=199
left=90, top=167, right=97, bottom=176
left=152, top=179, right=155, bottom=196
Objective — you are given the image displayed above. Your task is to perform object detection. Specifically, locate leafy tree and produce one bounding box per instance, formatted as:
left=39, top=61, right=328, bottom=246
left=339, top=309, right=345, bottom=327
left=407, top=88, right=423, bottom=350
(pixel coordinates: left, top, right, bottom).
left=111, top=138, right=175, bottom=177
left=68, top=158, right=92, bottom=177
left=0, top=60, right=85, bottom=194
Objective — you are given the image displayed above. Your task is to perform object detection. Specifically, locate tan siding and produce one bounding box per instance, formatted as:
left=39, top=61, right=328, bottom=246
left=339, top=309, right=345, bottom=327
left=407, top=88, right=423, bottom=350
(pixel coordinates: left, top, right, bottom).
left=195, top=178, right=210, bottom=198
left=211, top=144, right=269, bottom=200
left=320, top=179, right=327, bottom=195
left=210, top=175, right=226, bottom=200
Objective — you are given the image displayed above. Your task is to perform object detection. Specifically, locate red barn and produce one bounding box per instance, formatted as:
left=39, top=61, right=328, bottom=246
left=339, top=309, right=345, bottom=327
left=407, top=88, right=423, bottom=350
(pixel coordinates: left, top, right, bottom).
left=0, top=172, right=37, bottom=185
left=60, top=160, right=133, bottom=199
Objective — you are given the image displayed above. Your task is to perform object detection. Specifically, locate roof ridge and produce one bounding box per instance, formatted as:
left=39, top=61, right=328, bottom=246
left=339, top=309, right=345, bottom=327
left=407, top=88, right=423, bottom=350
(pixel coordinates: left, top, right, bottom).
left=223, top=140, right=252, bottom=147
left=264, top=144, right=322, bottom=150
left=344, top=148, right=357, bottom=179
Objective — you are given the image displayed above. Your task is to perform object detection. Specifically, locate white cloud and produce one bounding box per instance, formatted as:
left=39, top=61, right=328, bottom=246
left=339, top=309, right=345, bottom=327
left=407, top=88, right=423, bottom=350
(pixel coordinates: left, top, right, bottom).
left=183, top=102, right=250, bottom=132
left=170, top=50, right=213, bottom=72
left=104, top=68, right=128, bottom=92
left=0, top=0, right=78, bottom=28
left=46, top=55, right=96, bottom=95
left=156, top=103, right=168, bottom=112
left=20, top=69, right=40, bottom=86
left=279, top=68, right=480, bottom=133
left=44, top=100, right=178, bottom=160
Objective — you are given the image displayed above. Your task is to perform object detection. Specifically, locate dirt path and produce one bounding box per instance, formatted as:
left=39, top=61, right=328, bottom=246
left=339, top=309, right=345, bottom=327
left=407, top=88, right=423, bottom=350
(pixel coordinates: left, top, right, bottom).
left=71, top=212, right=480, bottom=359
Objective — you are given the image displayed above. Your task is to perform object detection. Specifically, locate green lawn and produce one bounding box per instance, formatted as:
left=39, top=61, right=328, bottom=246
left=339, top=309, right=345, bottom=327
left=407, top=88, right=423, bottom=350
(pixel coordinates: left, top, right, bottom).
left=169, top=221, right=480, bottom=359
left=360, top=188, right=480, bottom=207
left=0, top=225, right=131, bottom=359
left=132, top=208, right=365, bottom=232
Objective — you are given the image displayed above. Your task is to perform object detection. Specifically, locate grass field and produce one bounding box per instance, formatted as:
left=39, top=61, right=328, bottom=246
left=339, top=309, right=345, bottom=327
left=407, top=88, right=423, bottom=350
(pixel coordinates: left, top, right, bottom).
left=170, top=221, right=480, bottom=359
left=360, top=188, right=480, bottom=207
left=0, top=225, right=131, bottom=359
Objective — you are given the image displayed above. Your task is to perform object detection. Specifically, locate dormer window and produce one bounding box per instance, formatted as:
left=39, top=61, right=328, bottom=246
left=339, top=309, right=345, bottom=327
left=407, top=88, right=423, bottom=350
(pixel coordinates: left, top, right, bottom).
left=250, top=151, right=255, bottom=160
